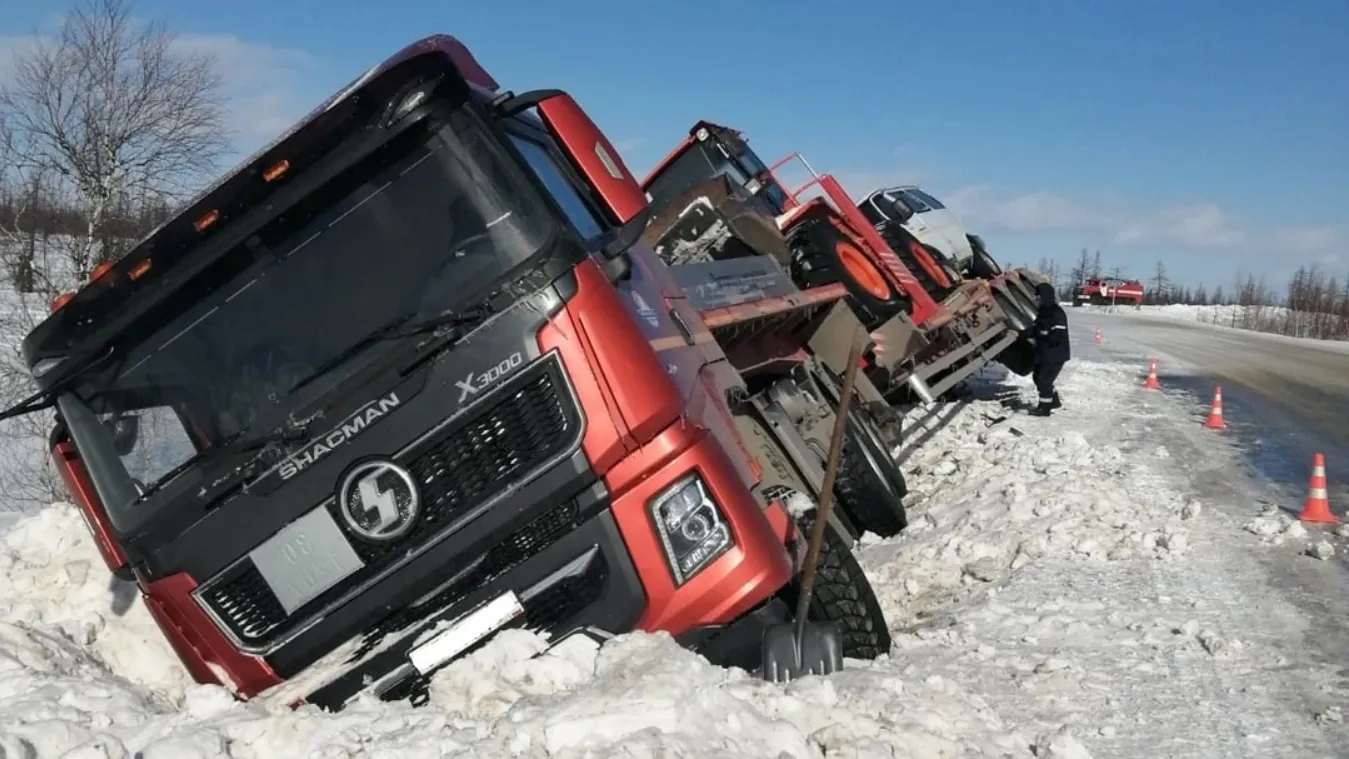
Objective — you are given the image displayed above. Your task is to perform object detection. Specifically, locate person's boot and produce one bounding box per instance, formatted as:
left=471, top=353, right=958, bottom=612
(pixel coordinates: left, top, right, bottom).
left=1028, top=400, right=1053, bottom=416
left=1049, top=392, right=1062, bottom=410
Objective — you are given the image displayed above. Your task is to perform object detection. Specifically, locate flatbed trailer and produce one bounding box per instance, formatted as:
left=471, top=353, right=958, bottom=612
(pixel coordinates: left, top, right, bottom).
left=638, top=125, right=1044, bottom=409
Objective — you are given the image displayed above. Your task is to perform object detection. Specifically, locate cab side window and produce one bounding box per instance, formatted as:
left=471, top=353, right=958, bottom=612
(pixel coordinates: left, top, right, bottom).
left=510, top=135, right=607, bottom=244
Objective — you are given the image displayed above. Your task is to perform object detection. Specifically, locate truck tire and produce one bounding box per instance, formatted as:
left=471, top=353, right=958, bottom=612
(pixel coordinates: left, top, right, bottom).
left=877, top=223, right=955, bottom=301
left=788, top=218, right=906, bottom=329
left=1009, top=273, right=1039, bottom=306
left=992, top=287, right=1034, bottom=333
left=1008, top=283, right=1042, bottom=325
left=789, top=508, right=892, bottom=660
left=967, top=235, right=1002, bottom=279
left=835, top=407, right=908, bottom=538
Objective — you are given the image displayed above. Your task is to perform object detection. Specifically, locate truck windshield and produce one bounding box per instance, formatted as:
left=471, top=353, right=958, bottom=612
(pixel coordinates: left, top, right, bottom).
left=644, top=139, right=790, bottom=216
left=54, top=103, right=557, bottom=532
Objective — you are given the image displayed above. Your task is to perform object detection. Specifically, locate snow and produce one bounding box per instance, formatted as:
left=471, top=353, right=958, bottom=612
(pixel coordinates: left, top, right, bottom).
left=0, top=339, right=1345, bottom=755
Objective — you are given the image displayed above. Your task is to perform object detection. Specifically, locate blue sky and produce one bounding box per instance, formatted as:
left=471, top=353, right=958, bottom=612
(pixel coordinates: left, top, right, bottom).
left=3, top=0, right=1346, bottom=293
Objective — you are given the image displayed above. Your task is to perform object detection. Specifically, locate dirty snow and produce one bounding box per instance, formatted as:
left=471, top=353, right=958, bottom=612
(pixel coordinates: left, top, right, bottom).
left=0, top=351, right=1345, bottom=756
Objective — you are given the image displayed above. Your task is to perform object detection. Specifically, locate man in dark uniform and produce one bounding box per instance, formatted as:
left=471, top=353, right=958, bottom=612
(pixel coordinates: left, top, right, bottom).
left=1028, top=281, right=1070, bottom=416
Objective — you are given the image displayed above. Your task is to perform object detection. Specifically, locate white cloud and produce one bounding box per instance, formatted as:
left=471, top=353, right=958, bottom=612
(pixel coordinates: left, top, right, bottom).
left=173, top=33, right=321, bottom=150
left=939, top=183, right=1346, bottom=259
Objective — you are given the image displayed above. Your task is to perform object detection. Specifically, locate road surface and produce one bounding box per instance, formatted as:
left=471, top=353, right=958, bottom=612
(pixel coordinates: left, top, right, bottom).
left=1071, top=309, right=1349, bottom=513
left=1063, top=308, right=1349, bottom=741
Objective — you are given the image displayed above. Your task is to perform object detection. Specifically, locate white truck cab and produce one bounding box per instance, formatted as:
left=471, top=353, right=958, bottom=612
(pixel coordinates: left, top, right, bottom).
left=858, top=186, right=1001, bottom=280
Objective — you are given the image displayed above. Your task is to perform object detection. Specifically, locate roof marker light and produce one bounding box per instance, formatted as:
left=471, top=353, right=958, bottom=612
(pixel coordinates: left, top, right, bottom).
left=194, top=210, right=220, bottom=233
left=263, top=159, right=290, bottom=182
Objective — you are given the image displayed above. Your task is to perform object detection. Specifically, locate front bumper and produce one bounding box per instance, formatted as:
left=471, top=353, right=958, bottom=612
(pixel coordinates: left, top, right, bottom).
left=255, top=420, right=795, bottom=710
left=288, top=488, right=645, bottom=709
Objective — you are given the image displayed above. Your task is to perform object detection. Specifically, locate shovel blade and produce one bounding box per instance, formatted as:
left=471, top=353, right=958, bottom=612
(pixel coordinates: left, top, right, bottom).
left=759, top=620, right=844, bottom=683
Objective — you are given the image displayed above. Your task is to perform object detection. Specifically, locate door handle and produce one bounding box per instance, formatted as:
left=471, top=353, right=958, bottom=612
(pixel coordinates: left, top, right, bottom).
left=669, top=309, right=696, bottom=346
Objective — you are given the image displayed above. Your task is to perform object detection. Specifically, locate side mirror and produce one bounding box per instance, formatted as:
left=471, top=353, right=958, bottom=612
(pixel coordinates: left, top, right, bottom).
left=530, top=90, right=648, bottom=225
left=107, top=414, right=140, bottom=456
left=889, top=198, right=915, bottom=223
left=601, top=205, right=652, bottom=260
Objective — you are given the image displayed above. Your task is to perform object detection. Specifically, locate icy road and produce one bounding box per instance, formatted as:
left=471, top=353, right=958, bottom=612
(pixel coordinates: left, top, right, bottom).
left=1, top=320, right=1348, bottom=757
left=1072, top=307, right=1349, bottom=512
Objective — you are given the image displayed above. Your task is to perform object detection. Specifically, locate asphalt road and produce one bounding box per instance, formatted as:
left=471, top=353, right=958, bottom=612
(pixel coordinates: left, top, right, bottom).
left=1072, top=309, right=1349, bottom=515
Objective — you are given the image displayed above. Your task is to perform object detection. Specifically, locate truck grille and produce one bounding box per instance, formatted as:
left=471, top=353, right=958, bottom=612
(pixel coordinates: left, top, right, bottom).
left=197, top=354, right=583, bottom=649
left=348, top=497, right=588, bottom=662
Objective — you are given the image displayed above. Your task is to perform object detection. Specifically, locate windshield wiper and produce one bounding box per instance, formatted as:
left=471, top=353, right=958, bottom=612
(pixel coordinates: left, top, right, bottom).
left=0, top=345, right=119, bottom=422
left=134, top=424, right=311, bottom=503
left=288, top=305, right=493, bottom=395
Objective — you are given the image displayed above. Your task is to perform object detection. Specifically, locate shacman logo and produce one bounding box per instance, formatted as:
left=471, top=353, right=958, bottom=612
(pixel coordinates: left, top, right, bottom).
left=278, top=393, right=402, bottom=480
left=456, top=351, right=524, bottom=404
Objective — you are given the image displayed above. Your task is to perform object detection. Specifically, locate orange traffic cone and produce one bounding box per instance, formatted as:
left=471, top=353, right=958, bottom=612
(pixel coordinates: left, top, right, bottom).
left=1297, top=453, right=1337, bottom=524
left=1203, top=386, right=1225, bottom=430
left=1143, top=359, right=1161, bottom=390
left=1094, top=328, right=1102, bottom=345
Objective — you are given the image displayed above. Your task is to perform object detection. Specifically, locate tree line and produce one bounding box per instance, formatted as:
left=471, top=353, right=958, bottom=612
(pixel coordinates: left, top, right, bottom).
left=1030, top=249, right=1349, bottom=341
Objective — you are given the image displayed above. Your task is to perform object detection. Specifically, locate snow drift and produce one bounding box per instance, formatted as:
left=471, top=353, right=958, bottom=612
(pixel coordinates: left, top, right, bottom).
left=0, top=356, right=1332, bottom=757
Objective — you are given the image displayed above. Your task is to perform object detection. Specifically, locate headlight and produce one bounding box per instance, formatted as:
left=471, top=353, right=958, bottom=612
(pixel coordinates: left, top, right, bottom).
left=648, top=474, right=734, bottom=586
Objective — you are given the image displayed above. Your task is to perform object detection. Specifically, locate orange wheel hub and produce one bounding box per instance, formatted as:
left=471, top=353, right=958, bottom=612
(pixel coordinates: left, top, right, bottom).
left=836, top=241, right=891, bottom=300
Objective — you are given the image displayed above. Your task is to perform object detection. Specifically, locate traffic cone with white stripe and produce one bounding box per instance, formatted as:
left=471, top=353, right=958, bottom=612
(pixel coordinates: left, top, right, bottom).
left=1203, top=386, right=1225, bottom=430
left=1143, top=359, right=1161, bottom=390
left=1094, top=328, right=1102, bottom=345
left=1297, top=452, right=1337, bottom=524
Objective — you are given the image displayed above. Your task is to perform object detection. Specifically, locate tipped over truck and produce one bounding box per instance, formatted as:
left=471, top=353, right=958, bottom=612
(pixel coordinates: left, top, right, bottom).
left=639, top=121, right=1046, bottom=400
left=0, top=35, right=904, bottom=709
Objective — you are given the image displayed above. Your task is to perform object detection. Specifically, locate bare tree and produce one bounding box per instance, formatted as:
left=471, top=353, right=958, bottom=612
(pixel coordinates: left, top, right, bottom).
left=0, top=0, right=231, bottom=287
left=0, top=0, right=232, bottom=506
left=1149, top=260, right=1169, bottom=305
left=1068, top=248, right=1091, bottom=293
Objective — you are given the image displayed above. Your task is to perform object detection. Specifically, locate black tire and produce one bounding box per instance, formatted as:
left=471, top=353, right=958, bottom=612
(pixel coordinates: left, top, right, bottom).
left=1008, top=282, right=1042, bottom=323
left=1008, top=273, right=1039, bottom=306
left=967, top=234, right=1002, bottom=279
left=877, top=223, right=955, bottom=302
left=992, top=287, right=1034, bottom=333
left=834, top=408, right=908, bottom=537
left=788, top=218, right=906, bottom=329
left=788, top=508, right=892, bottom=660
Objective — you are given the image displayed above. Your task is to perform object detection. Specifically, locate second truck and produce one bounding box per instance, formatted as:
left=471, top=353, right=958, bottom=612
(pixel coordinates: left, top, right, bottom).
left=638, top=121, right=1047, bottom=401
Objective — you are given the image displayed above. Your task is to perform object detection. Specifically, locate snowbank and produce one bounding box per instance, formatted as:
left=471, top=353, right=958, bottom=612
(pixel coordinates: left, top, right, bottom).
left=0, top=513, right=1035, bottom=755
left=0, top=355, right=1336, bottom=756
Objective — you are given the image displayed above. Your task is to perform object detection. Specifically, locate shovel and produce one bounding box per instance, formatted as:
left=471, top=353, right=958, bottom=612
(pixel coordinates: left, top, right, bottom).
left=760, top=327, right=867, bottom=683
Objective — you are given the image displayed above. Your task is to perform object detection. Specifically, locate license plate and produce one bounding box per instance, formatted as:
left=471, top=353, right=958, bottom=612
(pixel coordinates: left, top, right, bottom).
left=249, top=508, right=365, bottom=615
left=408, top=592, right=525, bottom=674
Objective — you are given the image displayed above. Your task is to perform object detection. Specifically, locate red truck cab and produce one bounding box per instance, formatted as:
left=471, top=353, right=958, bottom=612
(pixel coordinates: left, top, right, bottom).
left=3, top=36, right=804, bottom=710
left=1075, top=277, right=1145, bottom=307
